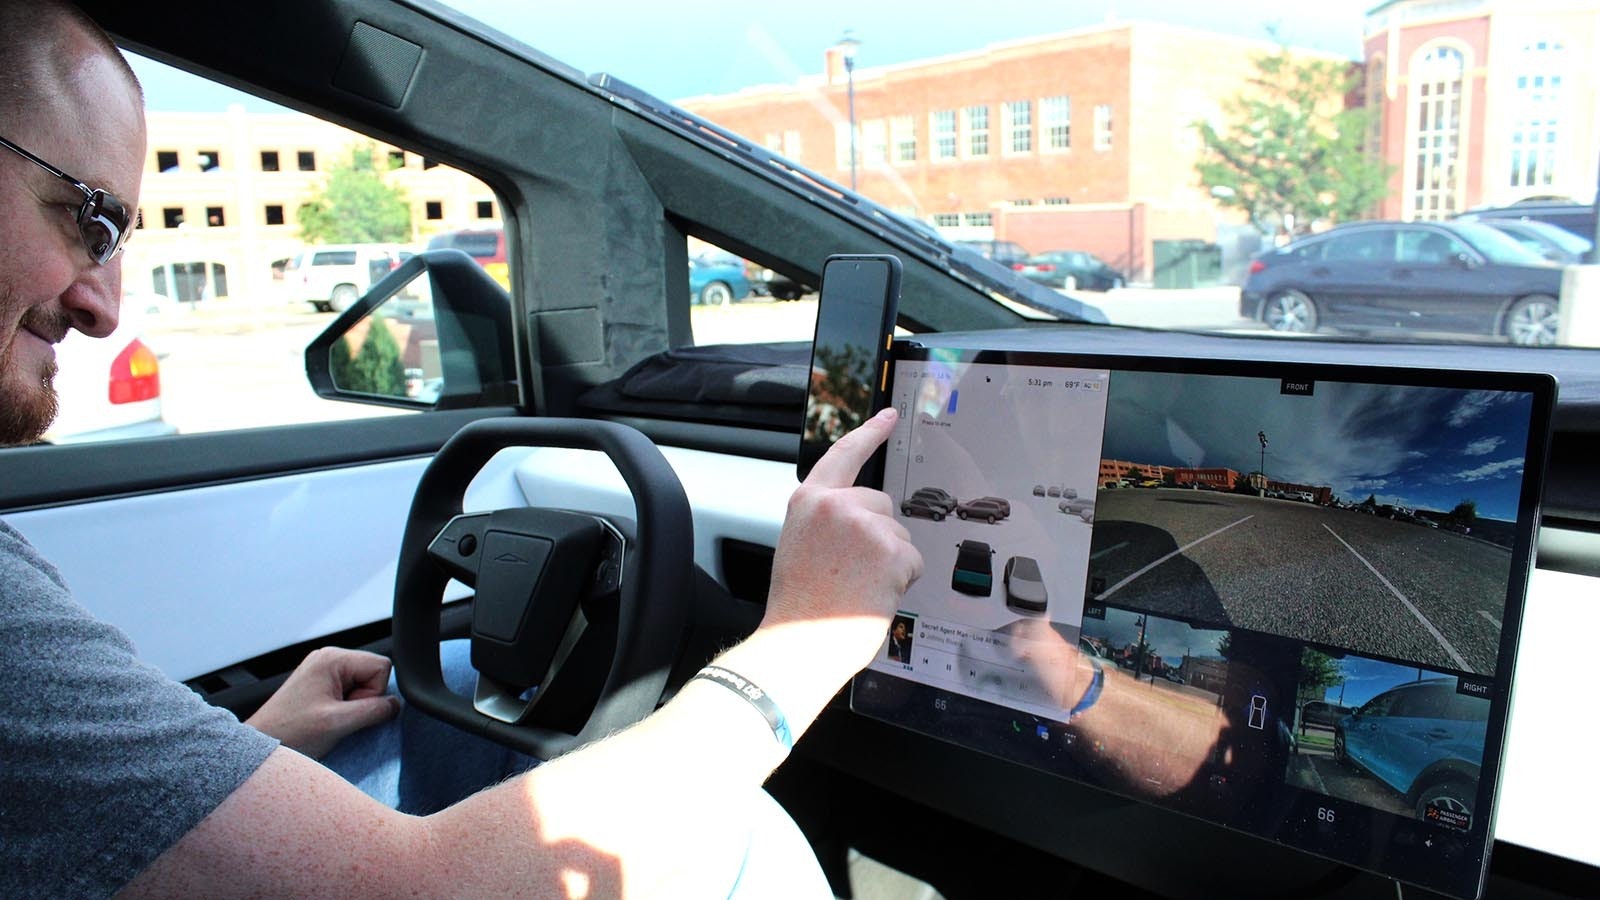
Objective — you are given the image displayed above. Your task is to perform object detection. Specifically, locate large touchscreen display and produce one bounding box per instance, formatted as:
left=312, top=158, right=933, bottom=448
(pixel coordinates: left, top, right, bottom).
left=852, top=347, right=1552, bottom=900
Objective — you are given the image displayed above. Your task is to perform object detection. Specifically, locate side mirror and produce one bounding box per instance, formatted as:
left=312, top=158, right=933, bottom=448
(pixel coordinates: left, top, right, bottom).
left=305, top=250, right=519, bottom=410
left=1453, top=251, right=1480, bottom=270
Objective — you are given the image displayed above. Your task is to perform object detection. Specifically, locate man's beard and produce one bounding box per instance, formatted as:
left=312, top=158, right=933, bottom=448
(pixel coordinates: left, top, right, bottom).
left=0, top=305, right=69, bottom=446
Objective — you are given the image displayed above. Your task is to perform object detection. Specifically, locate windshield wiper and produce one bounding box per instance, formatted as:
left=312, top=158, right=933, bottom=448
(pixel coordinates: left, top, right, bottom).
left=586, top=73, right=1106, bottom=325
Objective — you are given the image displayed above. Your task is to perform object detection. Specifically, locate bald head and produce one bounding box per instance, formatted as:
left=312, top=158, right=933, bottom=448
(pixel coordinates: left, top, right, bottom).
left=0, top=0, right=142, bottom=137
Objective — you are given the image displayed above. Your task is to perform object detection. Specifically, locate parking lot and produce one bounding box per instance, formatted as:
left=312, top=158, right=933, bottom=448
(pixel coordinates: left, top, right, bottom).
left=1088, top=488, right=1508, bottom=674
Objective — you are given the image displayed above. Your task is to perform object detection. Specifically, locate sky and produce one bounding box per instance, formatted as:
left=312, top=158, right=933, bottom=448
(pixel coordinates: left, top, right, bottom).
left=1100, top=374, right=1535, bottom=520
left=1083, top=606, right=1229, bottom=662
left=1319, top=654, right=1438, bottom=707
left=129, top=0, right=1377, bottom=112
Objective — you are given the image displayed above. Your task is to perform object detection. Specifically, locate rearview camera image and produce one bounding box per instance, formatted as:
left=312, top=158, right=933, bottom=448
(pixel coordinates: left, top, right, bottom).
left=1283, top=650, right=1490, bottom=830
left=1087, top=374, right=1533, bottom=675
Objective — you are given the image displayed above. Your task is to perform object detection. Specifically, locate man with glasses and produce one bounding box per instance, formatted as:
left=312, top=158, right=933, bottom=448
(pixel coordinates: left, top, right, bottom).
left=1, top=2, right=923, bottom=896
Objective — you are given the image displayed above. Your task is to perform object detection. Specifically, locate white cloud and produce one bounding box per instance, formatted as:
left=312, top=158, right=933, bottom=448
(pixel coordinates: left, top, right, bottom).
left=1450, top=457, right=1524, bottom=482
left=1448, top=391, right=1515, bottom=428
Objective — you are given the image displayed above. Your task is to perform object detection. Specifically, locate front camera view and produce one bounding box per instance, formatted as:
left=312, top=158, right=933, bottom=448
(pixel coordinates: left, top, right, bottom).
left=859, top=350, right=1542, bottom=896
left=1285, top=651, right=1489, bottom=831
left=1089, top=373, right=1532, bottom=676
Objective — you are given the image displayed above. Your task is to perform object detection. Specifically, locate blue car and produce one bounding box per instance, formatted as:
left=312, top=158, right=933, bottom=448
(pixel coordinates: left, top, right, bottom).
left=688, top=252, right=752, bottom=306
left=1333, top=678, right=1488, bottom=822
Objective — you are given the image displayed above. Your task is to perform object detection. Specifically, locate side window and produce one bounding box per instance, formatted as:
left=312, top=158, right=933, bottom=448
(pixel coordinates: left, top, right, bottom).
left=686, top=237, right=817, bottom=346
left=35, top=54, right=515, bottom=446
left=1396, top=229, right=1468, bottom=264
left=1321, top=231, right=1394, bottom=263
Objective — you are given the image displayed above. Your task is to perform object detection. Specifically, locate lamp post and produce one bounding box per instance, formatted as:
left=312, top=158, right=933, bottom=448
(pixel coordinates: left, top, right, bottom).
left=837, top=32, right=860, bottom=192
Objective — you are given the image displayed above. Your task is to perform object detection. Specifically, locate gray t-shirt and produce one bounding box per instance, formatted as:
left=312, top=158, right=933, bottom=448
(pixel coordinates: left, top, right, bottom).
left=0, top=520, right=279, bottom=897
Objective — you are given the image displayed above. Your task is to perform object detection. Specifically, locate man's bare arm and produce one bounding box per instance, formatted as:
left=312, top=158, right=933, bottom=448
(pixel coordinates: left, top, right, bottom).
left=120, top=409, right=922, bottom=899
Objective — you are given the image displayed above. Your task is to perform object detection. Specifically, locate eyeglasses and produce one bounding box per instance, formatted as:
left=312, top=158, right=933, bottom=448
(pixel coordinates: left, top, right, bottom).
left=0, top=134, right=134, bottom=265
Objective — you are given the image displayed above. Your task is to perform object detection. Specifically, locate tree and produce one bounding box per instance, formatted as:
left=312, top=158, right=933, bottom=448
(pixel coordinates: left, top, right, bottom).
left=1450, top=498, right=1478, bottom=526
left=1196, top=48, right=1392, bottom=234
left=330, top=320, right=407, bottom=397
left=298, top=144, right=412, bottom=244
left=1298, top=648, right=1345, bottom=700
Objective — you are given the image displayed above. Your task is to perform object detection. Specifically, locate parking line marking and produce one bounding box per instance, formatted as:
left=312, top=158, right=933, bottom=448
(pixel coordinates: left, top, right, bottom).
left=1479, top=610, right=1502, bottom=630
left=1322, top=524, right=1471, bottom=672
left=1096, top=516, right=1253, bottom=601
left=1090, top=541, right=1129, bottom=561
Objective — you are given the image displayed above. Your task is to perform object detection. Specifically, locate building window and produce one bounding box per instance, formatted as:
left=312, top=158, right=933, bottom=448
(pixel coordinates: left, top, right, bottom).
left=156, top=150, right=179, bottom=172
left=782, top=129, right=802, bottom=159
left=388, top=150, right=406, bottom=169
left=1510, top=41, right=1564, bottom=190
left=162, top=207, right=184, bottom=228
left=964, top=212, right=993, bottom=227
left=1094, top=104, right=1113, bottom=151
left=891, top=115, right=916, bottom=164
left=297, top=150, right=317, bottom=171
left=1408, top=44, right=1466, bottom=220
left=475, top=200, right=494, bottom=219
left=862, top=119, right=887, bottom=165
left=1042, top=95, right=1071, bottom=150
left=932, top=213, right=961, bottom=227
left=425, top=200, right=443, bottom=220
left=764, top=132, right=782, bottom=151
left=1044, top=196, right=1071, bottom=206
left=1366, top=56, right=1386, bottom=157
left=422, top=157, right=441, bottom=170
left=260, top=150, right=279, bottom=172
left=264, top=204, right=285, bottom=225
left=964, top=105, right=989, bottom=157
left=1010, top=199, right=1034, bottom=207
left=834, top=122, right=853, bottom=169
left=930, top=110, right=957, bottom=160
left=197, top=150, right=220, bottom=172
left=1003, top=100, right=1032, bottom=154
left=205, top=206, right=225, bottom=227
left=134, top=208, right=145, bottom=229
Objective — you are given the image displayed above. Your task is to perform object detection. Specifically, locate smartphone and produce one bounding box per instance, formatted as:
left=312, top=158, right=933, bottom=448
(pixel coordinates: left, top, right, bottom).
left=797, top=254, right=903, bottom=484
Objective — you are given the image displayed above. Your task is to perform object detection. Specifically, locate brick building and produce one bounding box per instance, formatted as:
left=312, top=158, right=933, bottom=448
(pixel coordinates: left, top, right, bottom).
left=681, top=22, right=1345, bottom=282
left=1363, top=0, right=1600, bottom=220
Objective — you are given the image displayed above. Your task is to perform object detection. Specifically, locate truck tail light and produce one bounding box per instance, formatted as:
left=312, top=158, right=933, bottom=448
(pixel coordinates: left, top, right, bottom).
left=109, top=338, right=161, bottom=404
left=1248, top=259, right=1266, bottom=275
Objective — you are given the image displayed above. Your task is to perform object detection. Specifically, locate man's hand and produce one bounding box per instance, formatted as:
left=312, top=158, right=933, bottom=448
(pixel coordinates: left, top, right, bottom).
left=757, top=408, right=924, bottom=678
left=244, top=647, right=400, bottom=759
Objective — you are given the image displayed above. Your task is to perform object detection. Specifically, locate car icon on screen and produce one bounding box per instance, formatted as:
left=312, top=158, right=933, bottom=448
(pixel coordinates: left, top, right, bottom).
left=1003, top=555, right=1047, bottom=614
left=952, top=540, right=996, bottom=596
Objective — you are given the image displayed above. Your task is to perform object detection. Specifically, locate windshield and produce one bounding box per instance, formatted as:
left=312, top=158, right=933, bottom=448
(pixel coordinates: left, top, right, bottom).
left=446, top=1, right=1599, bottom=348
left=1453, top=222, right=1558, bottom=266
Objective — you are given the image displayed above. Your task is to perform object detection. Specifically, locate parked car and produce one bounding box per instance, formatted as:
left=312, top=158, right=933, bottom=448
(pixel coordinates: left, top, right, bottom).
left=44, top=306, right=177, bottom=444
left=1469, top=218, right=1593, bottom=264
left=1016, top=250, right=1126, bottom=291
left=1455, top=200, right=1598, bottom=243
left=758, top=268, right=810, bottom=301
left=902, top=487, right=958, bottom=519
left=285, top=243, right=412, bottom=312
left=1059, top=497, right=1094, bottom=523
left=688, top=251, right=752, bottom=306
left=1299, top=700, right=1350, bottom=729
left=901, top=494, right=950, bottom=521
left=952, top=539, right=997, bottom=596
left=1240, top=221, right=1565, bottom=345
left=956, top=497, right=1009, bottom=523
left=1334, top=679, right=1488, bottom=820
left=425, top=228, right=509, bottom=290
left=1003, top=555, right=1048, bottom=614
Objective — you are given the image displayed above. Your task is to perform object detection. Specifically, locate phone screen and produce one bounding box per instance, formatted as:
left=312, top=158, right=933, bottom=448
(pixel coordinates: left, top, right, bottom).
left=798, top=255, right=901, bottom=483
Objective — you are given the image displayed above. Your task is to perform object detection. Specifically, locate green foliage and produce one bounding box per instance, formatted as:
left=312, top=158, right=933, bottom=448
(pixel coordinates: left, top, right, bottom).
left=1196, top=49, right=1393, bottom=233
left=1451, top=498, right=1478, bottom=524
left=1298, top=648, right=1345, bottom=697
left=331, top=319, right=407, bottom=397
left=297, top=144, right=412, bottom=244
left=803, top=343, right=875, bottom=442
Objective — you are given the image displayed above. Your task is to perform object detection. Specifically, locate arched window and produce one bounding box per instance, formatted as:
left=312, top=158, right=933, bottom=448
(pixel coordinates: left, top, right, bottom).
left=1408, top=45, right=1465, bottom=220
left=1509, top=41, right=1564, bottom=190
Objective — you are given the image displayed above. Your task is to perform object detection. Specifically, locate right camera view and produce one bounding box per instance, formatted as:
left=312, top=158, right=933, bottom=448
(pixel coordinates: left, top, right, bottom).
left=1087, top=372, right=1534, bottom=676
left=1284, top=650, right=1490, bottom=831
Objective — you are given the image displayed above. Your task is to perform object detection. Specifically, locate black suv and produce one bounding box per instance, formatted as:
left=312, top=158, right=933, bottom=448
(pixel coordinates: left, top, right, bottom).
left=1455, top=201, right=1597, bottom=243
left=1240, top=220, right=1564, bottom=345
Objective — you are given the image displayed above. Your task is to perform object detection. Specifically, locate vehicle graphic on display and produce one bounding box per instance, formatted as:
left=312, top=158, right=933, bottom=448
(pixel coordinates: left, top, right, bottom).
left=952, top=540, right=996, bottom=596
left=1003, top=555, right=1048, bottom=614
left=901, top=486, right=958, bottom=520
left=956, top=497, right=1010, bottom=523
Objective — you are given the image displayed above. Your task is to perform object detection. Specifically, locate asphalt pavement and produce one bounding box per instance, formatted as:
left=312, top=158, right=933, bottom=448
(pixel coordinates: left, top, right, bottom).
left=1088, top=488, right=1509, bottom=674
